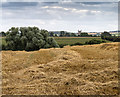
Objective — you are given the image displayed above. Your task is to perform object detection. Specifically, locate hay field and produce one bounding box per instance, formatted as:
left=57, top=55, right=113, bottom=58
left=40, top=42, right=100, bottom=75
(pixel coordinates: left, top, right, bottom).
left=2, top=42, right=119, bottom=95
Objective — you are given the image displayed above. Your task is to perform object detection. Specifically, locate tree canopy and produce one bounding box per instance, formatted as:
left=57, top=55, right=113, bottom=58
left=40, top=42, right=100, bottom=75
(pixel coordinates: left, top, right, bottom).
left=5, top=27, right=59, bottom=51
left=101, top=31, right=111, bottom=39
left=0, top=31, right=6, bottom=37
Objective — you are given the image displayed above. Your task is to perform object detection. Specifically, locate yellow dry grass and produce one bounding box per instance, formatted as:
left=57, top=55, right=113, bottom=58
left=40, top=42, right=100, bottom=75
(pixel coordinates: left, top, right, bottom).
left=2, top=42, right=119, bottom=95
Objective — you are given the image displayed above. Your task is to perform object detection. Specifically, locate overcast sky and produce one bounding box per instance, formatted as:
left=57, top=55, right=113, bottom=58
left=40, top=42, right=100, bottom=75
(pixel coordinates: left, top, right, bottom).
left=0, top=0, right=119, bottom=32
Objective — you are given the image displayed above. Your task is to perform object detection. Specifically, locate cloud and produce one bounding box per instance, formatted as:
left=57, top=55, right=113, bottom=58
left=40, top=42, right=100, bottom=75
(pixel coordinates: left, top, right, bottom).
left=41, top=5, right=102, bottom=15
left=1, top=0, right=119, bottom=2
left=1, top=2, right=118, bottom=32
left=2, top=2, right=38, bottom=9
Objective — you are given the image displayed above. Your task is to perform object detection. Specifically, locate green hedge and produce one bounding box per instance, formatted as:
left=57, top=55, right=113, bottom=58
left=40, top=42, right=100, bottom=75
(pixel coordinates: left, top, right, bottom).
left=58, top=39, right=106, bottom=48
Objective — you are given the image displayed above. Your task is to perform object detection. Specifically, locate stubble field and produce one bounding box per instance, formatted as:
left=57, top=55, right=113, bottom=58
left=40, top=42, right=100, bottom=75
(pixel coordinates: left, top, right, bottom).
left=2, top=42, right=119, bottom=95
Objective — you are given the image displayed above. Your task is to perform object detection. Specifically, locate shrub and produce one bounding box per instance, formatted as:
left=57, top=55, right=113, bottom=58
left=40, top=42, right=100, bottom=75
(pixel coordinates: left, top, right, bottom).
left=70, top=42, right=84, bottom=46
left=85, top=39, right=106, bottom=45
left=58, top=44, right=68, bottom=48
left=101, top=31, right=111, bottom=39
left=103, top=36, right=120, bottom=42
left=1, top=44, right=7, bottom=50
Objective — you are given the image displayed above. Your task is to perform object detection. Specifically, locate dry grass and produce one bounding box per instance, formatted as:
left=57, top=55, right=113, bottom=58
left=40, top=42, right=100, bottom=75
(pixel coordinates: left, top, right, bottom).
left=2, top=42, right=119, bottom=95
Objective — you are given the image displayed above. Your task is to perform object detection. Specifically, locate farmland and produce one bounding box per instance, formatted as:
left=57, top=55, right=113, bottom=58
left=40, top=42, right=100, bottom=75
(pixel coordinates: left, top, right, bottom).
left=54, top=37, right=111, bottom=45
left=54, top=37, right=102, bottom=45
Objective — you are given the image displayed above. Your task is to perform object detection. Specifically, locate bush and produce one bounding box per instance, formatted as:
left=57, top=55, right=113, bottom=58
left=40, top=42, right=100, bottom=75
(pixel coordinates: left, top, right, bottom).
left=58, top=44, right=68, bottom=48
left=85, top=39, right=106, bottom=45
left=70, top=42, right=84, bottom=46
left=101, top=31, right=111, bottom=39
left=58, top=39, right=106, bottom=48
left=113, top=37, right=120, bottom=42
left=1, top=44, right=7, bottom=50
left=103, top=36, right=120, bottom=42
left=4, top=27, right=59, bottom=51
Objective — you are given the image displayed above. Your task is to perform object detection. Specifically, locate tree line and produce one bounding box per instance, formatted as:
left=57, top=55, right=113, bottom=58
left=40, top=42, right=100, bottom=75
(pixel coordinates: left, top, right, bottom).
left=49, top=31, right=96, bottom=37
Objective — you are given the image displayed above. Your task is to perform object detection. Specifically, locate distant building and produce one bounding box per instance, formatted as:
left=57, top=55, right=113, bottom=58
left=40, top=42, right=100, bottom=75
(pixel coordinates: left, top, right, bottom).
left=78, top=30, right=82, bottom=35
left=88, top=32, right=101, bottom=36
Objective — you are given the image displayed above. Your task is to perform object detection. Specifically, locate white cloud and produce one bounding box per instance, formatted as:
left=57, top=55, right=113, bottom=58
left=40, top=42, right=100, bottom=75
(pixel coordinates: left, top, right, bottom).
left=73, top=9, right=88, bottom=13
left=41, top=6, right=49, bottom=9
left=63, top=8, right=69, bottom=10
left=41, top=5, right=102, bottom=15
left=61, top=0, right=72, bottom=2
left=91, top=10, right=101, bottom=14
left=41, top=6, right=63, bottom=9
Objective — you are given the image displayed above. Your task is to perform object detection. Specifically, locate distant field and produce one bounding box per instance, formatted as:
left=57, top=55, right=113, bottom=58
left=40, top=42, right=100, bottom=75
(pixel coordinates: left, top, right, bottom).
left=54, top=37, right=104, bottom=45
left=1, top=37, right=6, bottom=45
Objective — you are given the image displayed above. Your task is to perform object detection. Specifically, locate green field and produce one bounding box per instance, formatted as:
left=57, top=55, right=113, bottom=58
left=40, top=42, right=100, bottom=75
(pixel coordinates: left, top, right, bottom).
left=54, top=37, right=103, bottom=45
left=1, top=37, right=6, bottom=45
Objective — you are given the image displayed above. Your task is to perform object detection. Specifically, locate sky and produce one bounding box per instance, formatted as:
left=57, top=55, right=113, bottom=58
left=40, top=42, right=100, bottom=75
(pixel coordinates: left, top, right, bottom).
left=0, top=0, right=119, bottom=32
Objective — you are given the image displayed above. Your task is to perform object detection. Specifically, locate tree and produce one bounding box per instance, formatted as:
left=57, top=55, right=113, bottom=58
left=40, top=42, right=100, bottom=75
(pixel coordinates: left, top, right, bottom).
left=0, top=31, right=6, bottom=37
left=80, top=33, right=89, bottom=37
left=71, top=33, right=77, bottom=37
left=5, top=27, right=59, bottom=51
left=101, top=31, right=111, bottom=39
left=54, top=34, right=58, bottom=37
left=65, top=33, right=70, bottom=37
left=49, top=32, right=54, bottom=37
left=60, top=31, right=66, bottom=37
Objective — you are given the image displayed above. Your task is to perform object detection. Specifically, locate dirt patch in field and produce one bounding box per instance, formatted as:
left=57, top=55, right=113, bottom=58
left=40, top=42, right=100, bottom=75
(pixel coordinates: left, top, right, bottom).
left=2, top=42, right=119, bottom=95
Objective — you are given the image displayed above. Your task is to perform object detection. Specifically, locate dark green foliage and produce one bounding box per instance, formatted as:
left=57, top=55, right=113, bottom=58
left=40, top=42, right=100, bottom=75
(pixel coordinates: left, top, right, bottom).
left=1, top=43, right=8, bottom=50
left=103, top=36, right=120, bottom=42
left=58, top=39, right=106, bottom=48
left=101, top=31, right=120, bottom=42
left=60, top=31, right=66, bottom=37
left=4, top=27, right=59, bottom=51
left=85, top=39, right=106, bottom=45
left=0, top=31, right=6, bottom=37
left=113, top=37, right=120, bottom=42
left=71, top=33, right=77, bottom=37
left=101, top=31, right=111, bottom=39
left=70, top=42, right=84, bottom=46
left=49, top=32, right=54, bottom=37
left=58, top=44, right=68, bottom=48
left=65, top=33, right=71, bottom=37
left=80, top=33, right=89, bottom=37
